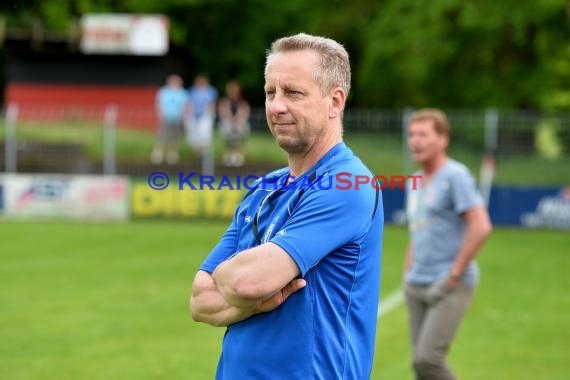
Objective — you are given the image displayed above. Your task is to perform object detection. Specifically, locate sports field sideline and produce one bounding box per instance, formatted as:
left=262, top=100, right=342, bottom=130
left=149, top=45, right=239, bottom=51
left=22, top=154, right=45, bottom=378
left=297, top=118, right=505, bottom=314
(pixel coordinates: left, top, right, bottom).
left=0, top=220, right=568, bottom=380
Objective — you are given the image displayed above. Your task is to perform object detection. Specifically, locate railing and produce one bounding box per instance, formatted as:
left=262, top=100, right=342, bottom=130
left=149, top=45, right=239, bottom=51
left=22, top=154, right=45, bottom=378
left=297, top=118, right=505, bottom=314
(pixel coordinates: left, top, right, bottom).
left=2, top=104, right=569, bottom=187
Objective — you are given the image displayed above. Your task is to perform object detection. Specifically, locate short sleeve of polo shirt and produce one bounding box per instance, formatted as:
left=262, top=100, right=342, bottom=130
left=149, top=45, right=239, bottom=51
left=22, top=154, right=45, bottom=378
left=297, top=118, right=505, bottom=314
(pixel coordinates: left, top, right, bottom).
left=270, top=182, right=377, bottom=277
left=199, top=217, right=239, bottom=273
left=449, top=166, right=484, bottom=214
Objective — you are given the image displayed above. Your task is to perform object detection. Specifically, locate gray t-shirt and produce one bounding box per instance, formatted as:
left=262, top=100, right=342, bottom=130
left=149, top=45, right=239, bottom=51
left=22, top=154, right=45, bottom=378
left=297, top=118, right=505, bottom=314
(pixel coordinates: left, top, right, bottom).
left=405, top=158, right=484, bottom=285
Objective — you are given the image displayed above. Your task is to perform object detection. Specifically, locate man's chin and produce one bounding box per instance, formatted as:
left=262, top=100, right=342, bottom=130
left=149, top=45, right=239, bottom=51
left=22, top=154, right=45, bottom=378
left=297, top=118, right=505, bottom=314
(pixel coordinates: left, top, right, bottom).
left=276, top=137, right=306, bottom=154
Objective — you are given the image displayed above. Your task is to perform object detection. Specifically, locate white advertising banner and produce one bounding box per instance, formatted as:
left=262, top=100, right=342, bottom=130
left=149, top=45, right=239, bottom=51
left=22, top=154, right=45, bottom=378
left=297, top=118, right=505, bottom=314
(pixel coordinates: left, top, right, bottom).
left=1, top=174, right=129, bottom=221
left=80, top=14, right=169, bottom=56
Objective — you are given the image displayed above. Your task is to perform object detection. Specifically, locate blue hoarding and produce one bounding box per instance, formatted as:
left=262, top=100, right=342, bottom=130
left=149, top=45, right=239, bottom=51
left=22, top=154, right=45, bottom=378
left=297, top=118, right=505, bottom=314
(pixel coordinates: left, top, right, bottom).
left=382, top=185, right=570, bottom=229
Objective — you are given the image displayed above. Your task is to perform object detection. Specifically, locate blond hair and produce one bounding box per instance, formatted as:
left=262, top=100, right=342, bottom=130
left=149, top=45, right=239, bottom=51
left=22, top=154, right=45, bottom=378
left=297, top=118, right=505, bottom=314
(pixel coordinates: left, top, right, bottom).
left=409, top=108, right=450, bottom=136
left=265, top=33, right=351, bottom=96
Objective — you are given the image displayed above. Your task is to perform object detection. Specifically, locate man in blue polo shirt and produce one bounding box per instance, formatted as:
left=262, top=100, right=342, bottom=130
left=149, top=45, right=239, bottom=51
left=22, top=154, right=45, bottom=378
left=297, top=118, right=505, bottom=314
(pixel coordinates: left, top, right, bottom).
left=190, top=33, right=384, bottom=379
left=184, top=74, right=218, bottom=163
left=150, top=74, right=187, bottom=165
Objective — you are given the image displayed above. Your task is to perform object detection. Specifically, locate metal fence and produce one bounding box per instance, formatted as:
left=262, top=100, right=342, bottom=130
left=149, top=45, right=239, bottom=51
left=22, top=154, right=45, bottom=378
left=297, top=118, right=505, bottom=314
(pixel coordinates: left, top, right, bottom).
left=2, top=104, right=569, bottom=186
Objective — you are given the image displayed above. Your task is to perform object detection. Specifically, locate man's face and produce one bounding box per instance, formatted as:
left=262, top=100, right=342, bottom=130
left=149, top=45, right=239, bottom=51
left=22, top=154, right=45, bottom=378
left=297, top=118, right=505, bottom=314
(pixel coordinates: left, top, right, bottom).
left=195, top=76, right=208, bottom=88
left=167, top=76, right=182, bottom=88
left=226, top=82, right=240, bottom=100
left=264, top=50, right=331, bottom=154
left=407, top=119, right=448, bottom=164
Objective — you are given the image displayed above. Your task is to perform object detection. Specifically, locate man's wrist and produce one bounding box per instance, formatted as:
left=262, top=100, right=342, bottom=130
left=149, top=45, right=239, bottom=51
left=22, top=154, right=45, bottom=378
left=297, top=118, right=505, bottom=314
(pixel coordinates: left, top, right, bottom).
left=449, top=273, right=461, bottom=280
left=447, top=273, right=461, bottom=287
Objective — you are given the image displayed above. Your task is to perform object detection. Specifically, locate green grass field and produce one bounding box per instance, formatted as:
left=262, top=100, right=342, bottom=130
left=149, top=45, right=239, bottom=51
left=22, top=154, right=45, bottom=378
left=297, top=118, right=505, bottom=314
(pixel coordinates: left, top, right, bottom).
left=1, top=221, right=568, bottom=380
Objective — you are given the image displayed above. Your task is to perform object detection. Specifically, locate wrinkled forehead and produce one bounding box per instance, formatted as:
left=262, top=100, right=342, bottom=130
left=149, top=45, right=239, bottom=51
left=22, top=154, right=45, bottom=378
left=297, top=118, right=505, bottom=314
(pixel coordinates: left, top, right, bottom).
left=264, top=50, right=320, bottom=85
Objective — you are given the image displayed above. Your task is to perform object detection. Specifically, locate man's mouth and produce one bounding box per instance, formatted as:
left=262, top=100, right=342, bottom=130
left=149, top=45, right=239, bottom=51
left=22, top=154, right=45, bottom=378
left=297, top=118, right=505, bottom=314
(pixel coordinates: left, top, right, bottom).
left=273, top=122, right=295, bottom=128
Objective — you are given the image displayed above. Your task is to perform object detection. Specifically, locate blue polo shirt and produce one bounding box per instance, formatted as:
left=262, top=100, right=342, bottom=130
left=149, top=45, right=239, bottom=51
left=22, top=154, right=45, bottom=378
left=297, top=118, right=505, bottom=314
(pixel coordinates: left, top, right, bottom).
left=200, top=143, right=384, bottom=380
left=156, top=86, right=187, bottom=123
left=188, top=85, right=218, bottom=118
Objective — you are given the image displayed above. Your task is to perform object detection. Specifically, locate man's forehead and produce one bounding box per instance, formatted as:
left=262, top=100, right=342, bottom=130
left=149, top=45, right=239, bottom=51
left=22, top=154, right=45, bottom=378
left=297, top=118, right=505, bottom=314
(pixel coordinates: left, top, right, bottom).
left=265, top=54, right=318, bottom=86
left=409, top=120, right=443, bottom=137
left=264, top=75, right=308, bottom=87
left=267, top=50, right=318, bottom=71
left=410, top=119, right=436, bottom=129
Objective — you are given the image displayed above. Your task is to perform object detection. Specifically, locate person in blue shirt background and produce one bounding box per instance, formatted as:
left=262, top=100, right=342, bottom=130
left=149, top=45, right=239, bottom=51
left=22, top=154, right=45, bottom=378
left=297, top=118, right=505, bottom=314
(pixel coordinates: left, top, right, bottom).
left=184, top=74, right=218, bottom=164
left=150, top=74, right=187, bottom=165
left=404, top=108, right=493, bottom=380
left=190, top=33, right=384, bottom=380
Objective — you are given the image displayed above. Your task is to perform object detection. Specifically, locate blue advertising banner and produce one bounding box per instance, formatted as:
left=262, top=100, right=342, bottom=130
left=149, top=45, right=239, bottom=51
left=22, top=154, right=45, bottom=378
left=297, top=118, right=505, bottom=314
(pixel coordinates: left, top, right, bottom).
left=489, top=186, right=570, bottom=229
left=381, top=185, right=570, bottom=229
left=381, top=187, right=407, bottom=226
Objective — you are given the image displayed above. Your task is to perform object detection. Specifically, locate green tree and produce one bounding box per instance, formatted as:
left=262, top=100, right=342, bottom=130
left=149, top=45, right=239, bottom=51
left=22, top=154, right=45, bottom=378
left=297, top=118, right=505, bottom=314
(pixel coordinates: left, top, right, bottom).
left=1, top=0, right=568, bottom=109
left=356, top=0, right=570, bottom=109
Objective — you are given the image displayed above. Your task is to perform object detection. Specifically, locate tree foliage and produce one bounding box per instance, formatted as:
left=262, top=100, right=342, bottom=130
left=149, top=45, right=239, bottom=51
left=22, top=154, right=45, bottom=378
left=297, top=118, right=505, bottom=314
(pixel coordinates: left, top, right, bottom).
left=1, top=0, right=568, bottom=109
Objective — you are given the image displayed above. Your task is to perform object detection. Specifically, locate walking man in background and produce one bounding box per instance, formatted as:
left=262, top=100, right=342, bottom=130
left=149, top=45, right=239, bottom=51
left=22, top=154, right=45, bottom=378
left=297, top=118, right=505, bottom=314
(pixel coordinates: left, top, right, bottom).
left=404, top=108, right=492, bottom=379
left=190, top=33, right=383, bottom=379
left=150, top=74, right=187, bottom=165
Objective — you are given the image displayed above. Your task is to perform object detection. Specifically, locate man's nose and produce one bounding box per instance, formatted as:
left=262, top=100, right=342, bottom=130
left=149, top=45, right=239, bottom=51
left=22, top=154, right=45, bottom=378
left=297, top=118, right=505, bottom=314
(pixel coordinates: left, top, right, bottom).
left=408, top=136, right=420, bottom=148
left=267, top=94, right=288, bottom=114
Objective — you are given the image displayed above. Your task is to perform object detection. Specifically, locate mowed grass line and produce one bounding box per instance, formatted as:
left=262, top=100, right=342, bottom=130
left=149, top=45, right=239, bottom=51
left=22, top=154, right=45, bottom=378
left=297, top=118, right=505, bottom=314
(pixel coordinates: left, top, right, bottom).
left=1, top=221, right=569, bottom=380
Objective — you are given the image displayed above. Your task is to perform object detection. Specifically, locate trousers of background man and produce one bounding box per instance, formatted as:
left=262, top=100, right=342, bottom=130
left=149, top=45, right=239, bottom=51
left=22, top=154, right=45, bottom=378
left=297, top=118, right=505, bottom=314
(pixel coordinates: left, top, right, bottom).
left=405, top=280, right=474, bottom=380
left=184, top=114, right=214, bottom=163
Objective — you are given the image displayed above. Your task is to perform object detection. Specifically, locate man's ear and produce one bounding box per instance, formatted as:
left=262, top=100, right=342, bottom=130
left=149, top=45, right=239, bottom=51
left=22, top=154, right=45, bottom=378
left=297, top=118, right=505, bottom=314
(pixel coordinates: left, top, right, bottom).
left=329, top=87, right=346, bottom=119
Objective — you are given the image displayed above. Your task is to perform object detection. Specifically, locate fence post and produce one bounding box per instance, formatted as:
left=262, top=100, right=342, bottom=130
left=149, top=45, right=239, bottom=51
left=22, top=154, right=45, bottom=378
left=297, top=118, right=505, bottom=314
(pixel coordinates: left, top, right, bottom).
left=402, top=107, right=414, bottom=175
left=480, top=108, right=499, bottom=208
left=103, top=105, right=117, bottom=175
left=5, top=103, right=19, bottom=173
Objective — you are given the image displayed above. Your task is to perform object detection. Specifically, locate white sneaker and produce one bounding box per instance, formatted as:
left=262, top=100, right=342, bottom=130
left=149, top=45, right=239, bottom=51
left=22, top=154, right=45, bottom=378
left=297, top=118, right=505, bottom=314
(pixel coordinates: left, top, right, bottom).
left=166, top=151, right=179, bottom=165
left=223, top=153, right=232, bottom=166
left=233, top=153, right=245, bottom=167
left=150, top=150, right=163, bottom=164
